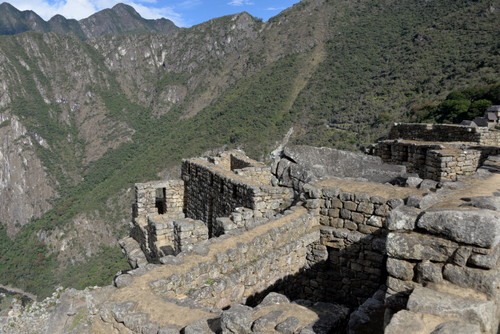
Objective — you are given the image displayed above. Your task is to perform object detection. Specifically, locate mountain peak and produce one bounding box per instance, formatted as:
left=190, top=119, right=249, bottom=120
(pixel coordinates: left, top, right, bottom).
left=0, top=2, right=179, bottom=39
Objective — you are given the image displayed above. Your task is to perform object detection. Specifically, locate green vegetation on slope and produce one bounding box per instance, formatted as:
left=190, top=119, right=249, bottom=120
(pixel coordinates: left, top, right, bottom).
left=410, top=83, right=500, bottom=124
left=289, top=0, right=499, bottom=147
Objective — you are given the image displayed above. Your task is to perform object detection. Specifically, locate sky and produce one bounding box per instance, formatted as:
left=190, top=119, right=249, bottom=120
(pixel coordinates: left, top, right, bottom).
left=6, top=0, right=302, bottom=27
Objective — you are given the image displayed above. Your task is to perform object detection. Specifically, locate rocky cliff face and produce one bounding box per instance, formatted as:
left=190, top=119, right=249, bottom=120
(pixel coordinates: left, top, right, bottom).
left=0, top=113, right=55, bottom=235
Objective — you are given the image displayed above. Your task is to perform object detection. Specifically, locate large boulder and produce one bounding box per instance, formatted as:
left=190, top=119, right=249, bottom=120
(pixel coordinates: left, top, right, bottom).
left=273, top=145, right=407, bottom=190
left=417, top=210, right=500, bottom=248
left=407, top=286, right=495, bottom=332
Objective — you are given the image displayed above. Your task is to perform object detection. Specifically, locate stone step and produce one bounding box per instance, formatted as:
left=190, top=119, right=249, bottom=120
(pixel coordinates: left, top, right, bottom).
left=406, top=285, right=496, bottom=333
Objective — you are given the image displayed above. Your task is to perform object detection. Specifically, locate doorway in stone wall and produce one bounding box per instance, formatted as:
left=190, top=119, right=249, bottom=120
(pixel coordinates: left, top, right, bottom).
left=155, top=187, right=167, bottom=214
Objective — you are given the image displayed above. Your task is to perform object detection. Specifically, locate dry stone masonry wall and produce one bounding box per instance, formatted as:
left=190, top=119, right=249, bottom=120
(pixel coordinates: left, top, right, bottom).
left=384, top=207, right=500, bottom=333
left=388, top=123, right=500, bottom=146
left=111, top=131, right=499, bottom=334
left=376, top=123, right=500, bottom=181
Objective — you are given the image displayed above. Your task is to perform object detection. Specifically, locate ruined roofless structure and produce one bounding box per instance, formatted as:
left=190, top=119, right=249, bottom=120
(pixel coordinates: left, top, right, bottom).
left=112, top=122, right=500, bottom=334
left=3, top=123, right=499, bottom=333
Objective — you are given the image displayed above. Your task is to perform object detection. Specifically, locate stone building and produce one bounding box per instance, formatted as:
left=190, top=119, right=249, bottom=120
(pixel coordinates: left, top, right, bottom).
left=375, top=123, right=500, bottom=181
left=111, top=126, right=500, bottom=334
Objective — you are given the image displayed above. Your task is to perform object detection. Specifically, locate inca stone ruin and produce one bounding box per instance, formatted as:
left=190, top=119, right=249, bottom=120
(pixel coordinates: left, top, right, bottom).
left=2, top=123, right=500, bottom=334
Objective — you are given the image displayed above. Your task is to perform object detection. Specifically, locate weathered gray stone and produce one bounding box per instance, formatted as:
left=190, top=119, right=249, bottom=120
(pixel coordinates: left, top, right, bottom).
left=419, top=179, right=439, bottom=190
left=460, top=196, right=500, bottom=211
left=251, top=310, right=283, bottom=331
left=443, top=264, right=500, bottom=298
left=387, top=232, right=458, bottom=261
left=279, top=145, right=406, bottom=186
left=114, top=273, right=133, bottom=288
left=386, top=206, right=419, bottom=231
left=386, top=276, right=416, bottom=295
left=122, top=312, right=150, bottom=333
left=275, top=316, right=300, bottom=334
left=366, top=215, right=383, bottom=227
left=406, top=196, right=421, bottom=208
left=469, top=246, right=500, bottom=269
left=384, top=310, right=426, bottom=334
left=386, top=258, right=414, bottom=281
left=221, top=304, right=253, bottom=334
left=417, top=210, right=500, bottom=248
left=183, top=319, right=214, bottom=334
left=452, top=247, right=471, bottom=267
left=429, top=321, right=481, bottom=334
left=258, top=292, right=290, bottom=307
left=417, top=193, right=444, bottom=210
left=416, top=260, right=443, bottom=283
left=405, top=176, right=423, bottom=188
left=407, top=286, right=495, bottom=332
left=158, top=324, right=183, bottom=334
left=387, top=198, right=404, bottom=209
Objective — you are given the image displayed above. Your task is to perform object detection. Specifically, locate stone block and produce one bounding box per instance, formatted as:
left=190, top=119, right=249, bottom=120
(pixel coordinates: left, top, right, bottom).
left=275, top=317, right=300, bottom=334
left=344, top=201, right=358, bottom=211
left=468, top=246, right=500, bottom=269
left=345, top=220, right=357, bottom=231
left=374, top=204, right=390, bottom=216
left=387, top=258, right=414, bottom=281
left=407, top=286, right=495, bottom=332
left=366, top=215, right=383, bottom=227
left=415, top=260, right=443, bottom=283
left=358, top=224, right=378, bottom=234
left=340, top=209, right=352, bottom=219
left=417, top=210, right=500, bottom=248
left=330, top=198, right=343, bottom=208
left=386, top=276, right=416, bottom=295
left=429, top=321, right=481, bottom=334
left=384, top=310, right=428, bottom=334
left=357, top=201, right=374, bottom=214
left=419, top=179, right=439, bottom=190
left=452, top=247, right=471, bottom=267
left=387, top=232, right=458, bottom=261
left=328, top=208, right=340, bottom=218
left=351, top=212, right=365, bottom=223
left=443, top=264, right=500, bottom=298
left=388, top=198, right=404, bottom=209
left=386, top=205, right=419, bottom=231
left=405, top=176, right=423, bottom=188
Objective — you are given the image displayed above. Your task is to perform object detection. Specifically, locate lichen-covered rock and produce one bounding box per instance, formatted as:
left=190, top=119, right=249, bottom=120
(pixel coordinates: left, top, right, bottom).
left=386, top=205, right=419, bottom=231
left=386, top=258, right=415, bottom=280
left=221, top=304, right=253, bottom=334
left=387, top=232, right=458, bottom=261
left=417, top=210, right=500, bottom=248
left=442, top=264, right=500, bottom=298
left=407, top=286, right=495, bottom=332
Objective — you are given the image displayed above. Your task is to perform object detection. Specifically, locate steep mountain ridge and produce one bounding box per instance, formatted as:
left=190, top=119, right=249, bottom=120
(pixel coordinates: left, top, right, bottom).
left=0, top=2, right=178, bottom=38
left=0, top=0, right=498, bottom=297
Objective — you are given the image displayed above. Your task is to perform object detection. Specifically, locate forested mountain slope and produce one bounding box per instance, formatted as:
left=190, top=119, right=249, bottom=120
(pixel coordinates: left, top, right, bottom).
left=0, top=0, right=498, bottom=297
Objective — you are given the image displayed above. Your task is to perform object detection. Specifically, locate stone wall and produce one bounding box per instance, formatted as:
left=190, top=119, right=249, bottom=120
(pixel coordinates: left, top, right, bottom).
left=376, top=141, right=500, bottom=181
left=389, top=123, right=500, bottom=145
left=384, top=206, right=500, bottom=333
left=131, top=180, right=186, bottom=261
left=182, top=154, right=293, bottom=236
left=134, top=180, right=184, bottom=217
left=148, top=206, right=318, bottom=309
left=286, top=185, right=403, bottom=306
